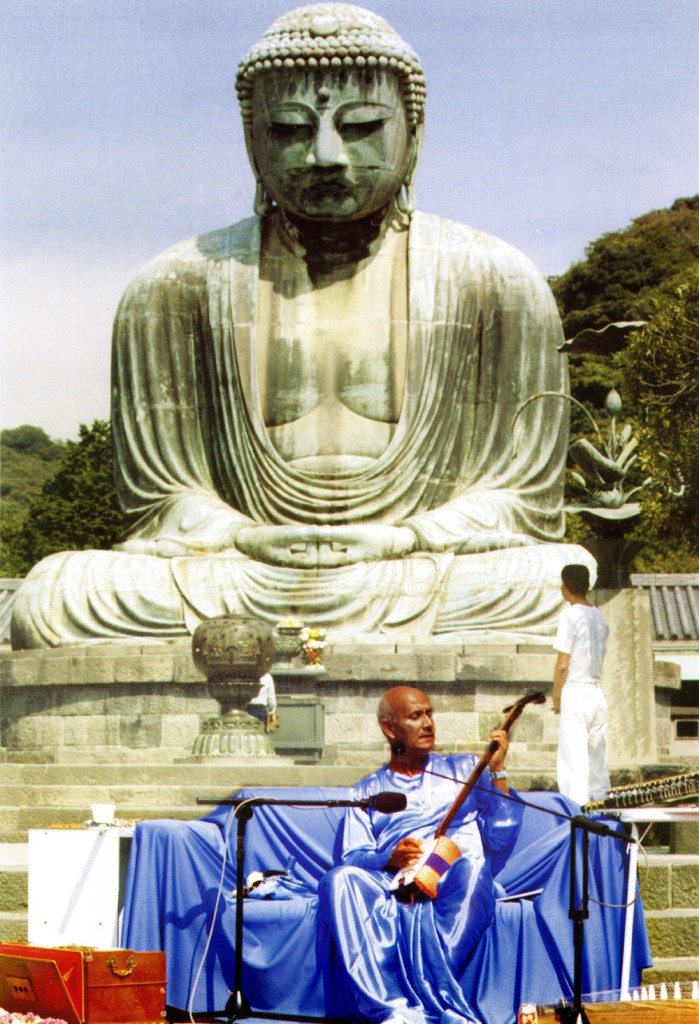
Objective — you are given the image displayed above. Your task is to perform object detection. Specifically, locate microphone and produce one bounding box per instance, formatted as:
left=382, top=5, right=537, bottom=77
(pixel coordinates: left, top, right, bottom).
left=571, top=814, right=635, bottom=843
left=362, top=792, right=407, bottom=813
left=391, top=741, right=406, bottom=757
left=197, top=792, right=407, bottom=814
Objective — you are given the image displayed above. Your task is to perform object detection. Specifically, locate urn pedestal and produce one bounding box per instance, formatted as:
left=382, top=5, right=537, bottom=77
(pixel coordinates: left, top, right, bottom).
left=188, top=614, right=278, bottom=761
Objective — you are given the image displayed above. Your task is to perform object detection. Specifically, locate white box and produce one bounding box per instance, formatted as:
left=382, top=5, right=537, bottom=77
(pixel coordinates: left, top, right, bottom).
left=28, top=827, right=133, bottom=948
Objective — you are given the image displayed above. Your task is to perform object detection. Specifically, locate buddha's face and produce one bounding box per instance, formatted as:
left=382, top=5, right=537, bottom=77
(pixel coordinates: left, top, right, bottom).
left=250, top=69, right=412, bottom=221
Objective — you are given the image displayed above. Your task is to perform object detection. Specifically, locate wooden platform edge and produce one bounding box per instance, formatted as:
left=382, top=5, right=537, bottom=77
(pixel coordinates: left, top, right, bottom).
left=534, top=998, right=699, bottom=1023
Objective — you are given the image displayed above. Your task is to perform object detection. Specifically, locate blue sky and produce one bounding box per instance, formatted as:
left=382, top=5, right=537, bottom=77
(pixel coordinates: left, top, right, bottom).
left=1, top=0, right=697, bottom=440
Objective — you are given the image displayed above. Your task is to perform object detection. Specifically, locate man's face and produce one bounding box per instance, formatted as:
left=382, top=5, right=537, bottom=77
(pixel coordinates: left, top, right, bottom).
left=382, top=688, right=435, bottom=758
left=250, top=68, right=412, bottom=221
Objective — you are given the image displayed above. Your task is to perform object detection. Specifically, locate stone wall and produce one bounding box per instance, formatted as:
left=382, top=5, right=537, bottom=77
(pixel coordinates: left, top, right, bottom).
left=0, top=590, right=682, bottom=772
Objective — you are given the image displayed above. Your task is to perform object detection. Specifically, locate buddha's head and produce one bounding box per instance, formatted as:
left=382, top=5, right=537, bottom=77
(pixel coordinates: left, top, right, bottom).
left=236, top=4, right=426, bottom=222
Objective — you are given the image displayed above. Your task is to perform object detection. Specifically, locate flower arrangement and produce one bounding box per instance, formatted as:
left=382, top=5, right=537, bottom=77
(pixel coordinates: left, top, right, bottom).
left=0, top=1011, right=68, bottom=1024
left=274, top=619, right=326, bottom=667
left=299, top=626, right=326, bottom=666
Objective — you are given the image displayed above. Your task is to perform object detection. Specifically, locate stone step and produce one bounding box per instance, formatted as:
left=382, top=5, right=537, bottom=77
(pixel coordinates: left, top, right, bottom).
left=646, top=909, right=699, bottom=961
left=0, top=910, right=26, bottom=943
left=0, top=862, right=28, bottom=912
left=641, top=957, right=699, bottom=988
left=642, top=854, right=699, bottom=910
left=0, top=776, right=559, bottom=810
left=0, top=806, right=205, bottom=842
left=0, top=781, right=325, bottom=808
left=0, top=759, right=561, bottom=782
left=0, top=761, right=365, bottom=785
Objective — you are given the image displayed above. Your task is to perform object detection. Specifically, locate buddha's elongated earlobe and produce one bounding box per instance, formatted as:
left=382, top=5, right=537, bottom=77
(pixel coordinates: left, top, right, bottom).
left=254, top=179, right=272, bottom=217
left=395, top=125, right=423, bottom=216
left=396, top=179, right=416, bottom=216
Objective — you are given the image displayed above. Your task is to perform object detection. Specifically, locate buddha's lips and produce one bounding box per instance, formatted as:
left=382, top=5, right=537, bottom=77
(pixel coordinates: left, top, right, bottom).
left=286, top=170, right=354, bottom=192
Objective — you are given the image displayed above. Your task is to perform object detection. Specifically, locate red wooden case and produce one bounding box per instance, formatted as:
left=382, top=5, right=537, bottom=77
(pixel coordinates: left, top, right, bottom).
left=0, top=943, right=166, bottom=1024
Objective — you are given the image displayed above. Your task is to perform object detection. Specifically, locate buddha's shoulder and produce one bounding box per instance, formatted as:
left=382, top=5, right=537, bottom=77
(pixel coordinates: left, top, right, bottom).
left=412, top=211, right=544, bottom=280
left=125, top=218, right=260, bottom=288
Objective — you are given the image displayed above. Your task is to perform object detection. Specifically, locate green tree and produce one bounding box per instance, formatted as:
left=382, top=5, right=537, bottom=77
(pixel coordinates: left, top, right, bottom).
left=552, top=196, right=699, bottom=429
left=4, top=420, right=128, bottom=576
left=1, top=426, right=66, bottom=514
left=1, top=426, right=68, bottom=576
left=553, top=196, right=699, bottom=340
left=616, top=272, right=699, bottom=570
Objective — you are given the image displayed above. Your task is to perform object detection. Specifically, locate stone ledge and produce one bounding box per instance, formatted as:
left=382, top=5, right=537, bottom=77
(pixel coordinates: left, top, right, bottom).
left=0, top=910, right=26, bottom=943
left=645, top=909, right=699, bottom=959
left=0, top=641, right=205, bottom=687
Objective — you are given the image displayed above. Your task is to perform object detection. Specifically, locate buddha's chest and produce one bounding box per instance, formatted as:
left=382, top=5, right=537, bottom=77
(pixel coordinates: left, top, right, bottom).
left=256, top=234, right=408, bottom=431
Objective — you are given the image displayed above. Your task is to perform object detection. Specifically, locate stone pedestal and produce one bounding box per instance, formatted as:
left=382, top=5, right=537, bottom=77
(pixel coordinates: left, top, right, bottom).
left=187, top=711, right=277, bottom=760
left=0, top=591, right=681, bottom=776
left=595, top=588, right=671, bottom=764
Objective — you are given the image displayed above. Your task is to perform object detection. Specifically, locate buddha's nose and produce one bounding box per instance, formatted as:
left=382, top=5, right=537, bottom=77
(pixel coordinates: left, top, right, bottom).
left=307, top=117, right=349, bottom=168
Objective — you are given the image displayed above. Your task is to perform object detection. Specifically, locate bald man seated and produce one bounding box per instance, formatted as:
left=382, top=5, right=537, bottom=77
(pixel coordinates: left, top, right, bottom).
left=318, top=685, right=522, bottom=1024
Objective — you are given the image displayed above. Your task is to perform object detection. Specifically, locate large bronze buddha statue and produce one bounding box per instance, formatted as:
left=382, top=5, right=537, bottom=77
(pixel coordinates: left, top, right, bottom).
left=12, top=4, right=594, bottom=648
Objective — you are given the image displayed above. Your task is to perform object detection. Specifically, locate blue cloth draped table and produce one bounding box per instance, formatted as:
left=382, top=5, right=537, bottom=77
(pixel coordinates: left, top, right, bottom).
left=121, top=785, right=651, bottom=1023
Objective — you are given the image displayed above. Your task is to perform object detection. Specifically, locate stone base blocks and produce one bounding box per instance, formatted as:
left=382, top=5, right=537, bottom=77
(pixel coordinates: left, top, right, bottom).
left=0, top=590, right=684, bottom=769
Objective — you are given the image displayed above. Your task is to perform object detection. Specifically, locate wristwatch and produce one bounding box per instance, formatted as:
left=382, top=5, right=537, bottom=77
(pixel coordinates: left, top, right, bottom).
left=490, top=770, right=508, bottom=781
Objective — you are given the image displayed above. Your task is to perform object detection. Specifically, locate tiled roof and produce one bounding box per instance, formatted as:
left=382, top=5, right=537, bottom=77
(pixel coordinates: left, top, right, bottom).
left=630, top=574, right=699, bottom=641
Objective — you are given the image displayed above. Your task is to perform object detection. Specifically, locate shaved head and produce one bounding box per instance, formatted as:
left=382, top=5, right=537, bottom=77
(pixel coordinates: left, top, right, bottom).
left=377, top=685, right=429, bottom=725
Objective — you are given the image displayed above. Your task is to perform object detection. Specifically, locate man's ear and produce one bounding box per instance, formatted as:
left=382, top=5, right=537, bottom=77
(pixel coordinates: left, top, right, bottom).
left=379, top=719, right=395, bottom=744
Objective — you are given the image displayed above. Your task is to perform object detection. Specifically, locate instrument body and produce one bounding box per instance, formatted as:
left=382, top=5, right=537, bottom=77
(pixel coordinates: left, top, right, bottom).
left=388, top=836, right=461, bottom=902
left=390, top=692, right=546, bottom=903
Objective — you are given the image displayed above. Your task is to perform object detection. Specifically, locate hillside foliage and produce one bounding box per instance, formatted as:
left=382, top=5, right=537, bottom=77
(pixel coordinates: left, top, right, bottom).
left=0, top=421, right=127, bottom=577
left=552, top=196, right=699, bottom=572
left=616, top=273, right=699, bottom=569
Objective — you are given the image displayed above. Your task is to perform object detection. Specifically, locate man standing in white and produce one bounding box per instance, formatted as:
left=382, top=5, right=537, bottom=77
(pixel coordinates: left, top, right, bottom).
left=552, top=563, right=611, bottom=806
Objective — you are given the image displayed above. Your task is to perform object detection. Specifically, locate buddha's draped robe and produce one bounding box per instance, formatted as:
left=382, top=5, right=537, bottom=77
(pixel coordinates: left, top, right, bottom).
left=11, top=211, right=594, bottom=648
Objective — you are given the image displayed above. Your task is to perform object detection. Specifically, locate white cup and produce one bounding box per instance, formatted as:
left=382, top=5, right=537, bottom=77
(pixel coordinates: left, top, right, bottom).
left=91, top=803, right=116, bottom=824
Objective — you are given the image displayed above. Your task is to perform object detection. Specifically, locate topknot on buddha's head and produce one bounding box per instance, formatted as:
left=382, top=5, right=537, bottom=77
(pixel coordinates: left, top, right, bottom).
left=236, top=3, right=426, bottom=127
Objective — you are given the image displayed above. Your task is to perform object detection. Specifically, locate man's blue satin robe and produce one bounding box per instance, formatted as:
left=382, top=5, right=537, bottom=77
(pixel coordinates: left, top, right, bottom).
left=317, top=754, right=523, bottom=1023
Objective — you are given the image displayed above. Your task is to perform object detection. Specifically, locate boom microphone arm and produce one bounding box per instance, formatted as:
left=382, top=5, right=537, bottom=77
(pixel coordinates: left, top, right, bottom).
left=196, top=791, right=407, bottom=813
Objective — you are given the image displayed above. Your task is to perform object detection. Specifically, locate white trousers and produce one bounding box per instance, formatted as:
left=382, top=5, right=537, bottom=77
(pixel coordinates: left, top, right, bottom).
left=557, top=682, right=611, bottom=806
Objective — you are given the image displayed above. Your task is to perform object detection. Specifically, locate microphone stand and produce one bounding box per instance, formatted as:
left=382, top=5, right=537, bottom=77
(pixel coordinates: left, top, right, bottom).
left=195, top=794, right=405, bottom=1022
left=227, top=802, right=254, bottom=1022
left=417, top=769, right=638, bottom=1019
left=197, top=791, right=634, bottom=1023
left=558, top=814, right=634, bottom=1024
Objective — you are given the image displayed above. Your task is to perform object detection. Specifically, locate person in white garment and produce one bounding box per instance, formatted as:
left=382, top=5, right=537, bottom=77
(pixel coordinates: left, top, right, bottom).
left=246, top=673, right=279, bottom=732
left=552, top=564, right=611, bottom=805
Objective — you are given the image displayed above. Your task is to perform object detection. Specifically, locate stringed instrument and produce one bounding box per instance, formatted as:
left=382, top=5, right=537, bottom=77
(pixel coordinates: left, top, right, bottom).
left=531, top=981, right=699, bottom=1023
left=390, top=691, right=546, bottom=903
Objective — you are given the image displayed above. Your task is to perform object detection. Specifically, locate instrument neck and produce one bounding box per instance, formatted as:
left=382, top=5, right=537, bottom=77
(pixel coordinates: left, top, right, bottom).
left=434, top=703, right=523, bottom=839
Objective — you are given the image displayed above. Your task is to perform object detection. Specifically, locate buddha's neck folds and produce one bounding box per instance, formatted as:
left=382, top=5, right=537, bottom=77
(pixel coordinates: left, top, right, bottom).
left=278, top=203, right=404, bottom=279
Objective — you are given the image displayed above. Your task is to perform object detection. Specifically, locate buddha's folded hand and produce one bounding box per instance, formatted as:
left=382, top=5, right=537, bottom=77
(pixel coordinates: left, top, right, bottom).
left=235, top=523, right=417, bottom=567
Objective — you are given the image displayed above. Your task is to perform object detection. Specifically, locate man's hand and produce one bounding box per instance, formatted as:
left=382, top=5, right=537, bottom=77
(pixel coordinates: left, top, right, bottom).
left=488, top=728, right=510, bottom=773
left=386, top=837, right=424, bottom=871
left=235, top=524, right=416, bottom=567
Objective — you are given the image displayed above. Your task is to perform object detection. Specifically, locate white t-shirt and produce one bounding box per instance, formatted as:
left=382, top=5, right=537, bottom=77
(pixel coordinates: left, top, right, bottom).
left=248, top=673, right=277, bottom=714
left=554, top=603, right=609, bottom=684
